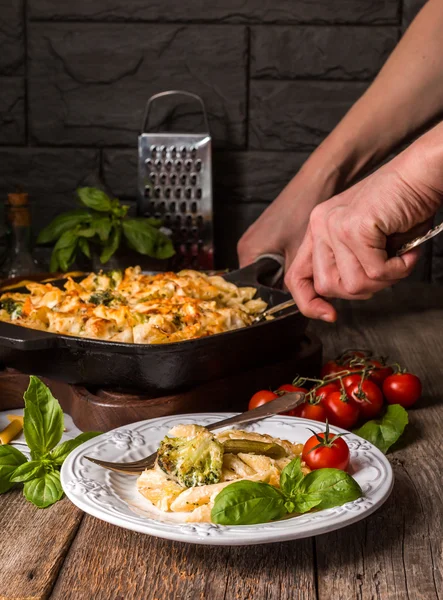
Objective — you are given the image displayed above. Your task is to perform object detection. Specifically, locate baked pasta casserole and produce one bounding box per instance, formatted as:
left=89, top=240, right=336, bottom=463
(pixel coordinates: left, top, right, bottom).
left=0, top=267, right=267, bottom=344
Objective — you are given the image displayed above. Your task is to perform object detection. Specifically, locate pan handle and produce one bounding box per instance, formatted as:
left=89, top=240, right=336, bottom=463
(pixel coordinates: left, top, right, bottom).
left=0, top=323, right=58, bottom=350
left=234, top=254, right=285, bottom=287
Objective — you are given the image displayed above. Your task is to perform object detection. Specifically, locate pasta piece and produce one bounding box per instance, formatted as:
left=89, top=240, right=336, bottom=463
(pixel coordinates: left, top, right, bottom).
left=137, top=468, right=183, bottom=511
left=0, top=419, right=23, bottom=445
left=7, top=414, right=24, bottom=424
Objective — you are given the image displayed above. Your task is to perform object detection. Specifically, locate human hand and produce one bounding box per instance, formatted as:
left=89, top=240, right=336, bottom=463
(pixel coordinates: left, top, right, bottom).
left=237, top=163, right=341, bottom=269
left=285, top=138, right=443, bottom=321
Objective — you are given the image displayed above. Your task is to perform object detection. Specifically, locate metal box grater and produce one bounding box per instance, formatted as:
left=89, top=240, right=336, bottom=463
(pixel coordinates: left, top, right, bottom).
left=138, top=91, right=214, bottom=270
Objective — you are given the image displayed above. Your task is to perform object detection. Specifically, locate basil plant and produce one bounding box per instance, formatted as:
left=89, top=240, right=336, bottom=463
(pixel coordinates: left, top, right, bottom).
left=37, top=187, right=175, bottom=272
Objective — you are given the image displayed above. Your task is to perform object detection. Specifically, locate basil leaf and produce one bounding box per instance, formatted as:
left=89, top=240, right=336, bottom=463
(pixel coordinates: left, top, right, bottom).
left=111, top=200, right=129, bottom=218
left=122, top=219, right=155, bottom=255
left=0, top=445, right=27, bottom=493
left=78, top=237, right=91, bottom=259
left=23, top=471, right=63, bottom=508
left=91, top=215, right=112, bottom=242
left=211, top=480, right=287, bottom=525
left=50, top=431, right=101, bottom=465
left=77, top=187, right=112, bottom=212
left=289, top=495, right=322, bottom=514
left=49, top=250, right=60, bottom=273
left=122, top=218, right=175, bottom=259
left=353, top=404, right=408, bottom=454
left=10, top=460, right=46, bottom=483
left=298, top=468, right=362, bottom=510
left=23, top=376, right=64, bottom=456
left=280, top=457, right=304, bottom=497
left=77, top=228, right=96, bottom=239
left=37, top=209, right=91, bottom=244
left=146, top=217, right=162, bottom=228
left=100, top=226, right=121, bottom=264
left=52, top=230, right=78, bottom=272
left=154, top=230, right=176, bottom=259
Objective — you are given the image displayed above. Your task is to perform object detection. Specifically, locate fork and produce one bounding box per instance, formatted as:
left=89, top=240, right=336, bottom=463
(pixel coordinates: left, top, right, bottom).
left=84, top=391, right=306, bottom=475
left=254, top=299, right=297, bottom=322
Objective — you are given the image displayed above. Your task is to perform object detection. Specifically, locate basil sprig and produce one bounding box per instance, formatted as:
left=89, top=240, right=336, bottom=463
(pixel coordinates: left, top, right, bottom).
left=353, top=404, right=408, bottom=454
left=38, top=187, right=175, bottom=272
left=211, top=457, right=362, bottom=526
left=0, top=376, right=100, bottom=508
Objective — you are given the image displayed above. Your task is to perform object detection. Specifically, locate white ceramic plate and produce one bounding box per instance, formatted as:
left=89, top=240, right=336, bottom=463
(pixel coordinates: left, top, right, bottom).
left=61, top=414, right=393, bottom=546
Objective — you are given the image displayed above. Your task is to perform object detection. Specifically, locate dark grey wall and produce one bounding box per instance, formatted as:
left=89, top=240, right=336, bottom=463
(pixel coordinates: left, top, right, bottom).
left=0, top=0, right=432, bottom=271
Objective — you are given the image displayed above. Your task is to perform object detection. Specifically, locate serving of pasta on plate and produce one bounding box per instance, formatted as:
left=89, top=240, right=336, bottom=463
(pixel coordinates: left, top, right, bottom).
left=137, top=424, right=308, bottom=523
left=0, top=266, right=267, bottom=344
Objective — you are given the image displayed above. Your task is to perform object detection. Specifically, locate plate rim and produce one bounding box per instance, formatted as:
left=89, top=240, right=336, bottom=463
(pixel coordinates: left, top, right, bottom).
left=61, top=413, right=394, bottom=546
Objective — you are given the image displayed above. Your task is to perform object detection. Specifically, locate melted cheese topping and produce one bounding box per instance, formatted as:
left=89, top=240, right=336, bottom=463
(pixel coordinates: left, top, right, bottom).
left=0, top=266, right=267, bottom=344
left=136, top=426, right=307, bottom=523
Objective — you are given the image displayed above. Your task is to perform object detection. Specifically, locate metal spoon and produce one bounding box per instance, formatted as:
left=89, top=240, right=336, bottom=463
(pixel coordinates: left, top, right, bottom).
left=396, top=222, right=443, bottom=256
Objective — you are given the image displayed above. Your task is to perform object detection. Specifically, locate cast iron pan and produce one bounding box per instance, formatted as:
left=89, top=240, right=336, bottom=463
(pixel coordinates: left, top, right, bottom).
left=0, top=258, right=308, bottom=392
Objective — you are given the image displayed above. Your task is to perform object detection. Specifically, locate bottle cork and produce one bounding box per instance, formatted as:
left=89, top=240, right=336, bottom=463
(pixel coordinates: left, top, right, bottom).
left=6, top=192, right=30, bottom=226
left=7, top=192, right=29, bottom=207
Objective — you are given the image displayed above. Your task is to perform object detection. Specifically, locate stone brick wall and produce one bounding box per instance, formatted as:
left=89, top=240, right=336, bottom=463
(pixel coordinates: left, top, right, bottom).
left=0, top=0, right=431, bottom=271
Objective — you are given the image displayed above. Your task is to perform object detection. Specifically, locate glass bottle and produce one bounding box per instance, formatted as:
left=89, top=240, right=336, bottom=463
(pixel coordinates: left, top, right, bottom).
left=1, top=192, right=43, bottom=279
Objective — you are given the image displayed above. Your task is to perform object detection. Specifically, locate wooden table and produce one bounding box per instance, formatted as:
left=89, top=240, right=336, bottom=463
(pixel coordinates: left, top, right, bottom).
left=1, top=284, right=442, bottom=600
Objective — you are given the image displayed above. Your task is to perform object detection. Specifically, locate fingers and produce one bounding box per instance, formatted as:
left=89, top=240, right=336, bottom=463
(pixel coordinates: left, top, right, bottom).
left=328, top=225, right=401, bottom=296
left=352, top=243, right=420, bottom=282
left=311, top=236, right=374, bottom=300
left=285, top=229, right=337, bottom=322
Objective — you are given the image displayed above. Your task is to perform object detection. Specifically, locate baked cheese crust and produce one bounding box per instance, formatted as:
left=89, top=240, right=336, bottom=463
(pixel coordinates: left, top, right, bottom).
left=0, top=266, right=267, bottom=344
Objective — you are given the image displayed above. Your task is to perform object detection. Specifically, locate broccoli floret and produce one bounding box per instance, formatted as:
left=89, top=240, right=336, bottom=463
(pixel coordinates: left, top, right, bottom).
left=88, top=290, right=124, bottom=306
left=0, top=298, right=23, bottom=319
left=105, top=270, right=123, bottom=289
left=157, top=428, right=224, bottom=488
left=89, top=290, right=113, bottom=306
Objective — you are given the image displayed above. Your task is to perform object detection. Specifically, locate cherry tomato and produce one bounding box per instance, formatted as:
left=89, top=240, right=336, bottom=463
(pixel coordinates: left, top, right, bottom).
left=248, top=390, right=277, bottom=410
left=342, top=374, right=363, bottom=390
left=367, top=360, right=394, bottom=387
left=320, top=361, right=347, bottom=379
left=383, top=373, right=422, bottom=407
left=302, top=428, right=350, bottom=471
left=347, top=380, right=384, bottom=419
left=277, top=385, right=309, bottom=416
left=322, top=391, right=360, bottom=430
left=314, top=383, right=340, bottom=402
left=300, top=402, right=327, bottom=422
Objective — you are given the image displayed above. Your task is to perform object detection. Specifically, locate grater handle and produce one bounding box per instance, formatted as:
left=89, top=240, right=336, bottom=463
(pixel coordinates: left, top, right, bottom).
left=141, top=90, right=210, bottom=134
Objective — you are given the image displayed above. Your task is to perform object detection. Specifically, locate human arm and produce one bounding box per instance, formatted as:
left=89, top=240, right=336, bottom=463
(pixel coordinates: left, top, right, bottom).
left=238, top=0, right=443, bottom=267
left=285, top=120, right=443, bottom=322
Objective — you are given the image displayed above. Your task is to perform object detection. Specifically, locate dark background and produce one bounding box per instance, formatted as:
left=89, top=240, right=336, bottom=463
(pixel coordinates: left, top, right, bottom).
left=3, top=0, right=440, bottom=277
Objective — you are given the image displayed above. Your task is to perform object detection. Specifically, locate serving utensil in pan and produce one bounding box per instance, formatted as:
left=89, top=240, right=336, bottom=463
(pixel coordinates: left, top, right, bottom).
left=0, top=256, right=307, bottom=392
left=85, top=390, right=306, bottom=474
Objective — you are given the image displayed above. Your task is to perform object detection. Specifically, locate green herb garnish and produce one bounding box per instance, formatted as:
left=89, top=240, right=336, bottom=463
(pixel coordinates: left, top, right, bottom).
left=211, top=456, right=362, bottom=526
left=353, top=404, right=408, bottom=454
left=89, top=290, right=115, bottom=306
left=0, top=376, right=101, bottom=508
left=38, top=187, right=175, bottom=272
left=0, top=299, right=23, bottom=319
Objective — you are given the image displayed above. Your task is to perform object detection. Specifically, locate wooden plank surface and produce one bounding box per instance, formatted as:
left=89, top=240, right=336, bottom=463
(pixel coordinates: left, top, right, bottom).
left=0, top=492, right=84, bottom=600
left=50, top=519, right=316, bottom=600
left=312, top=287, right=443, bottom=600
left=1, top=284, right=442, bottom=600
